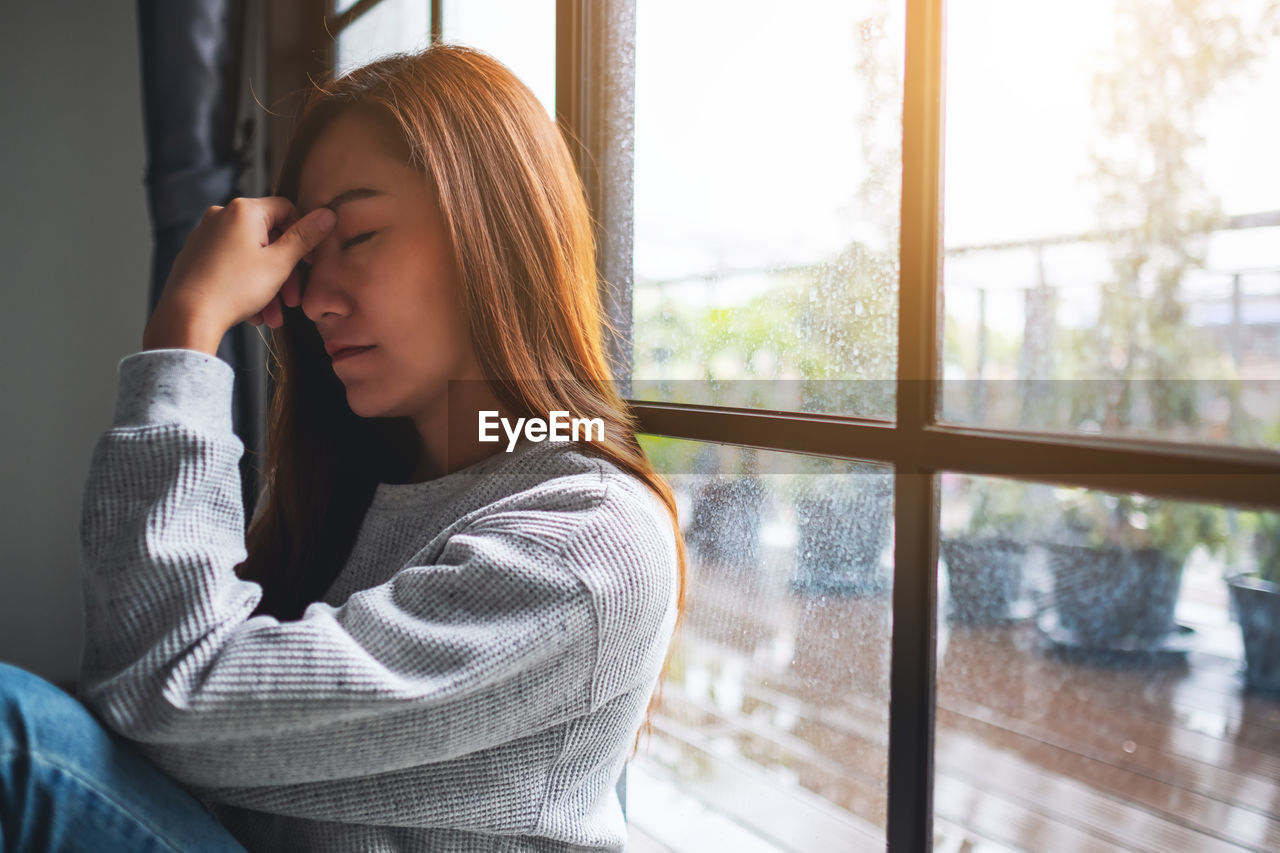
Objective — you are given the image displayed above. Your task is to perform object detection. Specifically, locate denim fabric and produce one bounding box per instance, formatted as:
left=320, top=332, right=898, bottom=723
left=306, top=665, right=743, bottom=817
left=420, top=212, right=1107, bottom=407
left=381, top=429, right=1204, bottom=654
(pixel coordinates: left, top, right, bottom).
left=0, top=661, right=247, bottom=853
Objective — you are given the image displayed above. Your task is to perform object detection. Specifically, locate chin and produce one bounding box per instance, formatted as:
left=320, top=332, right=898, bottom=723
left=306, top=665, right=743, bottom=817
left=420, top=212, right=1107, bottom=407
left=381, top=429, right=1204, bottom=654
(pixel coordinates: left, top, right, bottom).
left=343, top=390, right=394, bottom=420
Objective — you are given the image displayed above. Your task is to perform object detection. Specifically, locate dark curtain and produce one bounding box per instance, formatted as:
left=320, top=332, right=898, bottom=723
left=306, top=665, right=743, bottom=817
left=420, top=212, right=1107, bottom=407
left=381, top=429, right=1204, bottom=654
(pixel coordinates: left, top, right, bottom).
left=136, top=0, right=263, bottom=523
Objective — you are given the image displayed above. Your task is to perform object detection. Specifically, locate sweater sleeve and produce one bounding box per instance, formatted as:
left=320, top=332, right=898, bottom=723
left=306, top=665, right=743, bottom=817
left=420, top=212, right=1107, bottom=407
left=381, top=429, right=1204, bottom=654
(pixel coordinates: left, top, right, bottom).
left=76, top=349, right=630, bottom=798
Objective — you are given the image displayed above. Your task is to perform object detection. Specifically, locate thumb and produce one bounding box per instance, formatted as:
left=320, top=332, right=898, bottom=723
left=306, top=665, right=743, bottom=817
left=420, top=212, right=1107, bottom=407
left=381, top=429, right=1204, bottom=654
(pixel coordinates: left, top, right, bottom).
left=273, top=207, right=337, bottom=263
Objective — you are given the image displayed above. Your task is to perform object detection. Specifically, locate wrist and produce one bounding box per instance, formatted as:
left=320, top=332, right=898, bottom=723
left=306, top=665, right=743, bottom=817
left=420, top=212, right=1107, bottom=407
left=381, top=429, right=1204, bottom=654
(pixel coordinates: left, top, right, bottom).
left=142, top=302, right=226, bottom=356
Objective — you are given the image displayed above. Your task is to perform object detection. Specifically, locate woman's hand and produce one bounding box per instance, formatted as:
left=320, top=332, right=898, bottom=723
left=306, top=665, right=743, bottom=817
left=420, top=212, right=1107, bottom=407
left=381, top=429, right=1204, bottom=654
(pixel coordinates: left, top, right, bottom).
left=143, top=197, right=336, bottom=354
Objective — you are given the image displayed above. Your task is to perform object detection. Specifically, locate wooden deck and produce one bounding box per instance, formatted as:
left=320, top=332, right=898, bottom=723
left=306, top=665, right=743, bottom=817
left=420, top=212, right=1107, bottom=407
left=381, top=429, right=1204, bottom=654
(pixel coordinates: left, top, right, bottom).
left=626, top=563, right=1280, bottom=852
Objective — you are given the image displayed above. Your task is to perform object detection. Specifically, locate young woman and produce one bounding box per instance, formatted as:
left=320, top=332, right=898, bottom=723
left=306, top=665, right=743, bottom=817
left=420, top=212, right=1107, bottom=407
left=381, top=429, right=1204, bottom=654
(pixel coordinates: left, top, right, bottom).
left=0, top=44, right=686, bottom=852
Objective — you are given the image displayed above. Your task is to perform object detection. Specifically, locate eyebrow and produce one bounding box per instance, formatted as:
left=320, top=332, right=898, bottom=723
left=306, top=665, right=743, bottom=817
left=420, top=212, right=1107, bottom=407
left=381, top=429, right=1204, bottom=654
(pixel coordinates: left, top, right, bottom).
left=304, top=187, right=389, bottom=215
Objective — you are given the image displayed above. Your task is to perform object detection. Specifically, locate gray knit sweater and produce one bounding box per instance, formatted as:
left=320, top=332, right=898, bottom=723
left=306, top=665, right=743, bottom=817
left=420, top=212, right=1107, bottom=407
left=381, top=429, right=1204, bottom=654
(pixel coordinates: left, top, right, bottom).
left=76, top=348, right=679, bottom=852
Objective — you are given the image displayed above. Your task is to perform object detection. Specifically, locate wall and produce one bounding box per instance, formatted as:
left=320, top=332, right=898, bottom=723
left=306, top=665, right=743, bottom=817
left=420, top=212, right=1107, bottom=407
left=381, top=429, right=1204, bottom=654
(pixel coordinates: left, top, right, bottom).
left=0, top=3, right=151, bottom=687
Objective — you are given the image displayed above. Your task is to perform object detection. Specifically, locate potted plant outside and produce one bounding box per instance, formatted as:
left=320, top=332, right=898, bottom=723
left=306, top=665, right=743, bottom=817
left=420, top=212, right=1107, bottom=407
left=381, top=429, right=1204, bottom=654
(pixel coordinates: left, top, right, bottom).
left=1043, top=491, right=1226, bottom=653
left=941, top=479, right=1033, bottom=625
left=1225, top=511, right=1280, bottom=693
left=791, top=460, right=893, bottom=598
left=683, top=446, right=768, bottom=573
left=686, top=474, right=768, bottom=571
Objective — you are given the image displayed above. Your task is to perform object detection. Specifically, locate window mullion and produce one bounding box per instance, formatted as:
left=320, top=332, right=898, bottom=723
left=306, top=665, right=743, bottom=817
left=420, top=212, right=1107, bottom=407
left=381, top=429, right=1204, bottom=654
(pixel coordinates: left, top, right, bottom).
left=630, top=403, right=1280, bottom=510
left=555, top=0, right=636, bottom=394
left=326, top=0, right=381, bottom=35
left=890, top=0, right=946, bottom=850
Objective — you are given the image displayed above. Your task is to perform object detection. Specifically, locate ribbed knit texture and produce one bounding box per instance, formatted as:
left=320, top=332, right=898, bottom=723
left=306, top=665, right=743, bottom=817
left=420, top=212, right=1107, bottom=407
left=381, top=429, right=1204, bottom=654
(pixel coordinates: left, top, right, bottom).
left=76, top=348, right=679, bottom=853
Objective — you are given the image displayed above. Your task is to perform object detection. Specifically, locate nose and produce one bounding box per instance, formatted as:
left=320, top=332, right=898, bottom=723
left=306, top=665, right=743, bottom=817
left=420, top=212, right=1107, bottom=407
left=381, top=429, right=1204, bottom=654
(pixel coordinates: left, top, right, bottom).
left=299, top=247, right=351, bottom=323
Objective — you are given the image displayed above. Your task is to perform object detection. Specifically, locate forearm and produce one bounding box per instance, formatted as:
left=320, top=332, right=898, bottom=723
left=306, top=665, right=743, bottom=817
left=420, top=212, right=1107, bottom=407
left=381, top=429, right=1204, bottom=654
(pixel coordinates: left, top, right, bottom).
left=78, top=349, right=258, bottom=697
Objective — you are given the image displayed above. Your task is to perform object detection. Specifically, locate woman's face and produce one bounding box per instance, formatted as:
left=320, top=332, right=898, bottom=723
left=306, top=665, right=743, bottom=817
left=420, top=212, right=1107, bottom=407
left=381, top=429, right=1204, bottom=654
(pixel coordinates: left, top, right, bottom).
left=294, top=108, right=483, bottom=424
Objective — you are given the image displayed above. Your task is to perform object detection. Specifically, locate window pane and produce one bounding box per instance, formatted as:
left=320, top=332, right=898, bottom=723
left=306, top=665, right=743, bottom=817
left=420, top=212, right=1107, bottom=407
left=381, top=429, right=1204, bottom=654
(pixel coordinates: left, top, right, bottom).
left=334, top=0, right=430, bottom=77
left=630, top=1, right=903, bottom=419
left=441, top=0, right=555, bottom=119
left=630, top=437, right=894, bottom=850
left=935, top=473, right=1280, bottom=850
left=942, top=1, right=1280, bottom=448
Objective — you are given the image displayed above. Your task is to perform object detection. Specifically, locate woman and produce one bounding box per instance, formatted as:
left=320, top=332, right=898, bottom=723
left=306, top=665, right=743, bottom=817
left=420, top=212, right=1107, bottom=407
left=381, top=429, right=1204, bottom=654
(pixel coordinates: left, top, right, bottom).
left=0, top=44, right=686, bottom=852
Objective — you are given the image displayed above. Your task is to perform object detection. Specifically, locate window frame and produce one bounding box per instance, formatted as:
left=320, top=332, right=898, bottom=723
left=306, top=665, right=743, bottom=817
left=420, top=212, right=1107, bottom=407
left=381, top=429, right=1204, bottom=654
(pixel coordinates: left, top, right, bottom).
left=261, top=2, right=1280, bottom=849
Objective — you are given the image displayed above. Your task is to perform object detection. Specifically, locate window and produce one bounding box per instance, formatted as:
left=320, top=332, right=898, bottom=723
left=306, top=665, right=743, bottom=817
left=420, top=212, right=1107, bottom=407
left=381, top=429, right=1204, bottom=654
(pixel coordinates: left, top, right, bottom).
left=441, top=0, right=555, bottom=117
left=333, top=0, right=430, bottom=75
left=268, top=2, right=1280, bottom=849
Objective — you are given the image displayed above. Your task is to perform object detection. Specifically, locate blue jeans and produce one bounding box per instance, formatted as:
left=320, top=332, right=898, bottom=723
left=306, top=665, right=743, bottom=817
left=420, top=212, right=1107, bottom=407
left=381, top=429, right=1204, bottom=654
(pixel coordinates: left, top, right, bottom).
left=0, top=661, right=247, bottom=852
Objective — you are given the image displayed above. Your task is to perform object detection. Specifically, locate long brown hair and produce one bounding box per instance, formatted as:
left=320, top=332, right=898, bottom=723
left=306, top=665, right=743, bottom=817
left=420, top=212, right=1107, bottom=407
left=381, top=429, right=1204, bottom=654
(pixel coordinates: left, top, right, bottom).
left=235, top=44, right=686, bottom=740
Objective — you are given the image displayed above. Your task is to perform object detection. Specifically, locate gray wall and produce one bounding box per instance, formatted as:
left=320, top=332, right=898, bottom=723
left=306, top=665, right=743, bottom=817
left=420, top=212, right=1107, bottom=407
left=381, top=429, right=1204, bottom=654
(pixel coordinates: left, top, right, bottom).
left=1, top=3, right=151, bottom=686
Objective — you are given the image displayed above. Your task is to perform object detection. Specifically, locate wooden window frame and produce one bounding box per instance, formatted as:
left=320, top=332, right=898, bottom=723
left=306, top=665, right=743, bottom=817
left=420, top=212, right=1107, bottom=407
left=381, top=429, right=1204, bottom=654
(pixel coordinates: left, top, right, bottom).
left=261, top=2, right=1280, bottom=849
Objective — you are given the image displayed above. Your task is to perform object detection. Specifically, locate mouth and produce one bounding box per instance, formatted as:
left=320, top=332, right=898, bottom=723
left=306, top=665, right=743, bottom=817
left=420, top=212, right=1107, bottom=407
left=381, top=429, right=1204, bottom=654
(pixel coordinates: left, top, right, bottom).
left=330, top=345, right=375, bottom=363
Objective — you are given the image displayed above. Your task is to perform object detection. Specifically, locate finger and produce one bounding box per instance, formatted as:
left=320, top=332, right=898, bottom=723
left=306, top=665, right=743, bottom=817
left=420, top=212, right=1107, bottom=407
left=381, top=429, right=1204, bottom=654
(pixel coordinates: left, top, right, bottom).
left=254, top=195, right=301, bottom=224
left=281, top=267, right=302, bottom=308
left=248, top=312, right=264, bottom=326
left=229, top=198, right=295, bottom=250
left=270, top=207, right=337, bottom=265
left=254, top=196, right=312, bottom=243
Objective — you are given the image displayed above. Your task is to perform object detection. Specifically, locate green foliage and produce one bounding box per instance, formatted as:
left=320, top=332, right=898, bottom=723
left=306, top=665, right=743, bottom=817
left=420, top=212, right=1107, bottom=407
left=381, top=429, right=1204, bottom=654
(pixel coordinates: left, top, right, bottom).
left=634, top=245, right=892, bottom=389
left=963, top=479, right=1034, bottom=538
left=1072, top=0, right=1279, bottom=435
left=1045, top=1, right=1278, bottom=567
left=1241, top=510, right=1280, bottom=585
left=1056, top=489, right=1227, bottom=567
left=636, top=434, right=702, bottom=480
left=633, top=239, right=897, bottom=484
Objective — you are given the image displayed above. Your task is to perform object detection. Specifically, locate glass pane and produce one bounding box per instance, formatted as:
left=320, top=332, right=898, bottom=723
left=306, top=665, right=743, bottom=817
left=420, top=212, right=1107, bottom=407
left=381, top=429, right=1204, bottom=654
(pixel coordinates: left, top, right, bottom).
left=334, top=0, right=431, bottom=77
left=630, top=1, right=903, bottom=419
left=935, top=473, right=1280, bottom=850
left=630, top=437, right=893, bottom=851
left=441, top=0, right=556, bottom=119
left=942, top=1, right=1280, bottom=448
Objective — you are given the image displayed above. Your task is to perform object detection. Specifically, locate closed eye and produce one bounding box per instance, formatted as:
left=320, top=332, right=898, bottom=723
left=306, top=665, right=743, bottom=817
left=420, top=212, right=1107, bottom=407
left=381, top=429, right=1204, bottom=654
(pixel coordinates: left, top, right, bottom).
left=342, top=231, right=377, bottom=250
left=294, top=232, right=375, bottom=285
